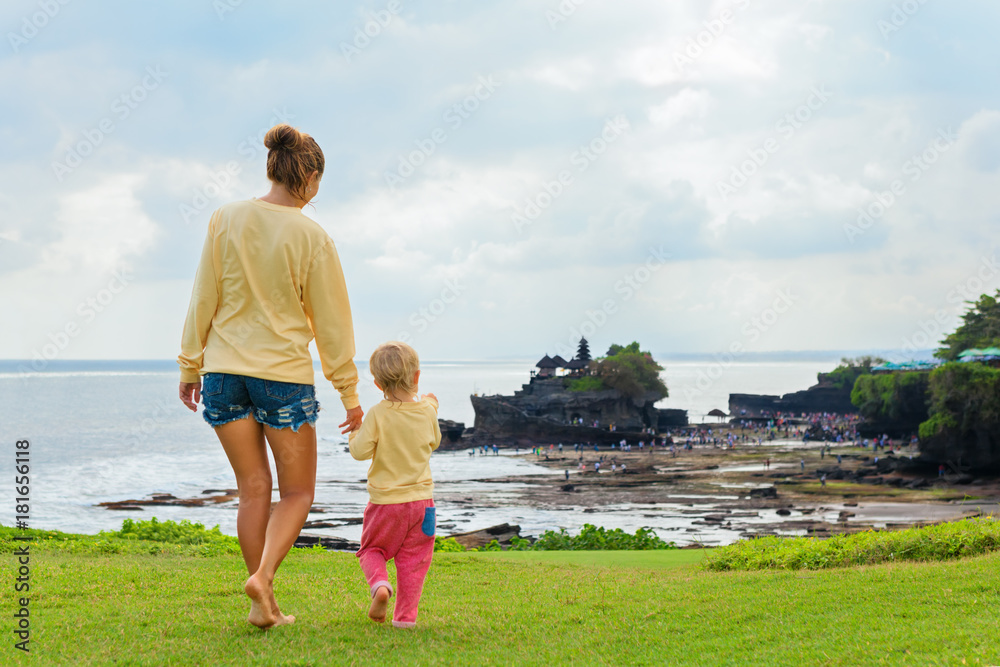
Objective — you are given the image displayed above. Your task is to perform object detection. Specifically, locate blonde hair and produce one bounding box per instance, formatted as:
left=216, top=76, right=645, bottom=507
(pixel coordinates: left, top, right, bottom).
left=370, top=341, right=420, bottom=399
left=263, top=124, right=325, bottom=202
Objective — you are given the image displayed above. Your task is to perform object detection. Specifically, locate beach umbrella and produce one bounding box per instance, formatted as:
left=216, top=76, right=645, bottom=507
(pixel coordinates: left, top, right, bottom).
left=707, top=408, right=728, bottom=423
left=958, top=349, right=984, bottom=358
left=980, top=347, right=1000, bottom=357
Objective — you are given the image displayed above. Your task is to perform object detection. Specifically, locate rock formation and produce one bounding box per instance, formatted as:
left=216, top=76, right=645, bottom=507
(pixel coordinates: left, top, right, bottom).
left=729, top=380, right=857, bottom=417
left=470, top=376, right=686, bottom=444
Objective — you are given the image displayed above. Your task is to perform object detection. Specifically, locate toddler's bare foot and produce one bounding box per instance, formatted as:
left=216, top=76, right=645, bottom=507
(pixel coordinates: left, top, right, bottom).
left=245, top=574, right=276, bottom=628
left=368, top=586, right=390, bottom=623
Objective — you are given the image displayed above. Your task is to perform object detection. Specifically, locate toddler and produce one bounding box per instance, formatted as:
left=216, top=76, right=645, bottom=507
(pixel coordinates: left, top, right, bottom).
left=349, top=341, right=441, bottom=628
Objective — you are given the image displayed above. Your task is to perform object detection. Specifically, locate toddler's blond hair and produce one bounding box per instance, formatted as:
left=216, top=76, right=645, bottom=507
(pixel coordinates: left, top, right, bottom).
left=369, top=341, right=420, bottom=399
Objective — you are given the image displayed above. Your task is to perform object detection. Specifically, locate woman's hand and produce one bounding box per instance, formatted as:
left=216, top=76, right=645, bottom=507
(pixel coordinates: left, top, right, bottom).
left=340, top=406, right=364, bottom=434
left=179, top=381, right=201, bottom=412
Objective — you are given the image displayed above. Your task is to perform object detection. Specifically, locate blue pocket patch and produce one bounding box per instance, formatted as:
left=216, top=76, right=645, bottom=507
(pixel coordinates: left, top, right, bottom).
left=421, top=507, right=436, bottom=537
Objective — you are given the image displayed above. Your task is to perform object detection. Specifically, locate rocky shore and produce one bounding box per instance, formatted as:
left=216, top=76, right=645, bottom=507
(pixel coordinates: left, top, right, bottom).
left=434, top=426, right=999, bottom=545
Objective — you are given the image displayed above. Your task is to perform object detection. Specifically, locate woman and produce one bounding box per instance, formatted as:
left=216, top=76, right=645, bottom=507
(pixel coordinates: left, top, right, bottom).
left=177, top=124, right=363, bottom=628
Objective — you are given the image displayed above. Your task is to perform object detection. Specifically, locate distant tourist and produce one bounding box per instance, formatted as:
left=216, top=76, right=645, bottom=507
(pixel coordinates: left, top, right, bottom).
left=349, top=341, right=441, bottom=629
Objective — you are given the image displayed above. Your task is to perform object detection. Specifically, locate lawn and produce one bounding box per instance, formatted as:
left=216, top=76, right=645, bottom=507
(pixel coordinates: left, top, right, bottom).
left=7, top=544, right=1000, bottom=665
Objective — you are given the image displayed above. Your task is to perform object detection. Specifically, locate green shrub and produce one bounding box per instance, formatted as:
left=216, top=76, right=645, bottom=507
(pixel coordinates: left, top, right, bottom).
left=703, top=517, right=1000, bottom=571
left=434, top=536, right=467, bottom=552
left=106, top=517, right=239, bottom=547
left=565, top=375, right=605, bottom=392
left=512, top=524, right=676, bottom=551
left=850, top=371, right=930, bottom=425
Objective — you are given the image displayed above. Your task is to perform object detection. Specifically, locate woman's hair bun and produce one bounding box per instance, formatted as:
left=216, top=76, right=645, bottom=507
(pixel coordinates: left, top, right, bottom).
left=264, top=124, right=303, bottom=151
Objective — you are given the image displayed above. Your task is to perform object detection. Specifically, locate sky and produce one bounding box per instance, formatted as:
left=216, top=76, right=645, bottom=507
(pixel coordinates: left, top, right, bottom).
left=2, top=0, right=999, bottom=364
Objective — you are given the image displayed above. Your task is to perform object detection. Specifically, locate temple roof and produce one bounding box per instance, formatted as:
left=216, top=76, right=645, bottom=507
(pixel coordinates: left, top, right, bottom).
left=551, top=355, right=568, bottom=367
left=535, top=355, right=558, bottom=368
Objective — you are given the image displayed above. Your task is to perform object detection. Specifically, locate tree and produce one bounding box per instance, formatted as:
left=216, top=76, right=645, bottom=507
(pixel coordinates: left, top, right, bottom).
left=590, top=342, right=668, bottom=401
left=937, top=291, right=1000, bottom=361
left=576, top=337, right=591, bottom=362
left=821, top=355, right=885, bottom=390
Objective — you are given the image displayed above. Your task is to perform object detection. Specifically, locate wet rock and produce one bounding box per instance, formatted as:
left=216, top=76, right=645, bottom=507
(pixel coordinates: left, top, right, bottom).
left=447, top=523, right=521, bottom=549
left=905, top=478, right=930, bottom=489
left=295, top=533, right=360, bottom=552
left=560, top=484, right=575, bottom=492
left=776, top=509, right=792, bottom=516
left=749, top=487, right=778, bottom=499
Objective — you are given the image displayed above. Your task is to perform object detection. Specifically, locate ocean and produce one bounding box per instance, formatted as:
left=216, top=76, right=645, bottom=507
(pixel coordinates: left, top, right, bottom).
left=0, top=357, right=842, bottom=545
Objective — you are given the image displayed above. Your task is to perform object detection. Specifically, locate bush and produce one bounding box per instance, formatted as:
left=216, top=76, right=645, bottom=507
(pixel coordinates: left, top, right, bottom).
left=434, top=536, right=467, bottom=552
left=565, top=375, right=605, bottom=392
left=107, top=517, right=239, bottom=547
left=703, top=517, right=1000, bottom=571
left=851, top=371, right=930, bottom=427
left=510, top=524, right=676, bottom=551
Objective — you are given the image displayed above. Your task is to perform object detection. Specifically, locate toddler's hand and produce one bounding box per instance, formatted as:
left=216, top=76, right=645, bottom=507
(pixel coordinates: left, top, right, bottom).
left=421, top=392, right=438, bottom=403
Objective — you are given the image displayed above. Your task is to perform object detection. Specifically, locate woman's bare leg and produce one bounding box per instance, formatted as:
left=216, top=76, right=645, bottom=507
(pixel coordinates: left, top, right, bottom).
left=243, top=422, right=317, bottom=627
left=214, top=416, right=277, bottom=626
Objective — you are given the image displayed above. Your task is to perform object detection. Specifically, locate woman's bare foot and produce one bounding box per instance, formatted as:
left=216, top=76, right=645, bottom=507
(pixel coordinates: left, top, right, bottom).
left=245, top=574, right=276, bottom=628
left=368, top=586, right=390, bottom=623
left=270, top=591, right=295, bottom=626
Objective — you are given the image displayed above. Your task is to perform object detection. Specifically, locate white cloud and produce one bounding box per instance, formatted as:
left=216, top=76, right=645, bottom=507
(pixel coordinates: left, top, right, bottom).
left=41, top=174, right=161, bottom=273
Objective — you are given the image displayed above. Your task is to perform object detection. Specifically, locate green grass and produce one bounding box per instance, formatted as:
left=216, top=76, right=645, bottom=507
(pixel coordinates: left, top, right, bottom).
left=475, top=548, right=706, bottom=568
left=705, top=517, right=1000, bottom=571
left=5, top=540, right=1000, bottom=664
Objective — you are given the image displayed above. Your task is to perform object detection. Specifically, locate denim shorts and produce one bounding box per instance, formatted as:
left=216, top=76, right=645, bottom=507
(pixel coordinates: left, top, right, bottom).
left=201, top=373, right=320, bottom=432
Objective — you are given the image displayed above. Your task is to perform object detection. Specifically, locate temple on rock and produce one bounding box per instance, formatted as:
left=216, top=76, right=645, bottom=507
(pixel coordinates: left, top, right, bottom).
left=471, top=338, right=686, bottom=443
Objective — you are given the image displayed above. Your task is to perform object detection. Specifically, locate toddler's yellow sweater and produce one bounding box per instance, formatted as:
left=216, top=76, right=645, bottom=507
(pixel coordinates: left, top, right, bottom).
left=349, top=397, right=442, bottom=503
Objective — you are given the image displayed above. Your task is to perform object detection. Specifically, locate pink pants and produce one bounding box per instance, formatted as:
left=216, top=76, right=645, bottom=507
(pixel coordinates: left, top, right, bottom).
left=356, top=499, right=435, bottom=628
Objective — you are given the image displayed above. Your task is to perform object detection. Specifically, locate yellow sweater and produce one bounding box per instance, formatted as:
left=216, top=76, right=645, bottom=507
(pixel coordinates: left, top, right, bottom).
left=178, top=198, right=360, bottom=409
left=349, top=397, right=442, bottom=504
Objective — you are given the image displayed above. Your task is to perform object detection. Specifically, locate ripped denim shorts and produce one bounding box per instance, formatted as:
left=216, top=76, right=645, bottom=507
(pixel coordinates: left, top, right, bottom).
left=200, top=373, right=320, bottom=432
